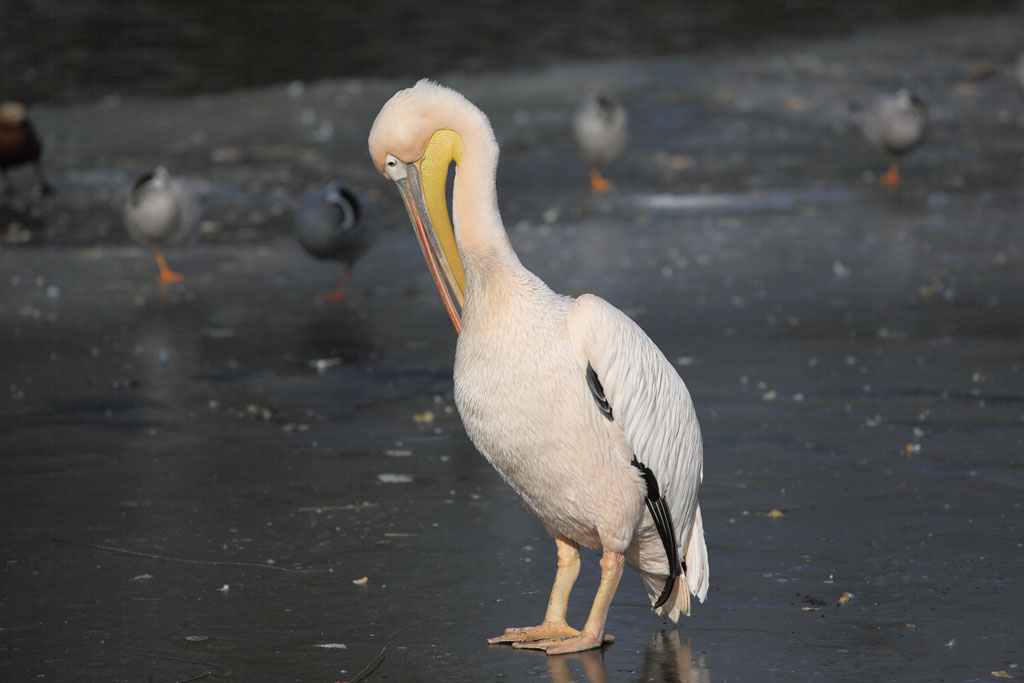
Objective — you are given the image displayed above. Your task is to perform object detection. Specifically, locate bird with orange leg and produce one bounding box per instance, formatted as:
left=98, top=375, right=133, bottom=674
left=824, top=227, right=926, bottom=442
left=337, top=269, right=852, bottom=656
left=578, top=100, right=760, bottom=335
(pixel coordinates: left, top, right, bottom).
left=294, top=178, right=377, bottom=303
left=573, top=92, right=628, bottom=194
left=123, top=167, right=199, bottom=290
left=854, top=88, right=928, bottom=188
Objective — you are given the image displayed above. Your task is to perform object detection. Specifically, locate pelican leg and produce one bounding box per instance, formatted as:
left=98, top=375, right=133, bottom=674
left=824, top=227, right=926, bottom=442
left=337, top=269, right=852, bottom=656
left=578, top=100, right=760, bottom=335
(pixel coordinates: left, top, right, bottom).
left=154, top=250, right=184, bottom=285
left=879, top=158, right=901, bottom=187
left=588, top=168, right=614, bottom=194
left=488, top=535, right=582, bottom=645
left=517, top=549, right=622, bottom=655
left=324, top=263, right=354, bottom=302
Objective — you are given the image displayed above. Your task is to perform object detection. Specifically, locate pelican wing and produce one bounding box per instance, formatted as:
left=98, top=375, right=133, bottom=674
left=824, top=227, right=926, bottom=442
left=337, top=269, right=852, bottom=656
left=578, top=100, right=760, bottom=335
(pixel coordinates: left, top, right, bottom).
left=568, top=294, right=705, bottom=599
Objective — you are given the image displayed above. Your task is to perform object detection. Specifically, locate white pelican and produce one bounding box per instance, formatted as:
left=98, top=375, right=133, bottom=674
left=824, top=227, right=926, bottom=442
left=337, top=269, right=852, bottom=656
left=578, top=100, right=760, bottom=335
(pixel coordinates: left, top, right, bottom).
left=123, top=166, right=199, bottom=287
left=0, top=101, right=53, bottom=196
left=368, top=80, right=708, bottom=655
left=294, top=178, right=378, bottom=302
left=573, top=93, right=628, bottom=194
left=854, top=88, right=928, bottom=187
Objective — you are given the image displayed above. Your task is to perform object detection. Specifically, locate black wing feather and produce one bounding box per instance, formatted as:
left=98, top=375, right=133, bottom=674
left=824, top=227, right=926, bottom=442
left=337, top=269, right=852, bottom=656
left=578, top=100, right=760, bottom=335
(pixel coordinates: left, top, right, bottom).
left=586, top=363, right=681, bottom=610
left=632, top=456, right=681, bottom=609
left=586, top=362, right=613, bottom=420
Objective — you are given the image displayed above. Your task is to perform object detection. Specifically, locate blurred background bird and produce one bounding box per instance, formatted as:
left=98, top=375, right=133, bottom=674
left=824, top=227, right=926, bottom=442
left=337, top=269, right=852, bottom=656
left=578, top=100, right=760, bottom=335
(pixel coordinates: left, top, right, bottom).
left=294, top=178, right=377, bottom=303
left=853, top=88, right=928, bottom=188
left=573, top=93, right=628, bottom=194
left=122, top=166, right=200, bottom=288
left=0, top=101, right=54, bottom=197
left=1014, top=52, right=1024, bottom=93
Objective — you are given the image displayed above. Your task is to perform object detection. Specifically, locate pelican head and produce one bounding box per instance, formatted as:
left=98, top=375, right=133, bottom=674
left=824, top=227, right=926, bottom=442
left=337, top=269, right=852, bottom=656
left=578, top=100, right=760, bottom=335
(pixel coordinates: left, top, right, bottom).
left=368, top=80, right=503, bottom=333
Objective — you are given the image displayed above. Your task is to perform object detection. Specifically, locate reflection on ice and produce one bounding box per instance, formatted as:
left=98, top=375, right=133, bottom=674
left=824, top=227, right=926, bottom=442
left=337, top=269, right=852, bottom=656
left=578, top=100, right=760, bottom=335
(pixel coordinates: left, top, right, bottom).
left=544, top=631, right=709, bottom=683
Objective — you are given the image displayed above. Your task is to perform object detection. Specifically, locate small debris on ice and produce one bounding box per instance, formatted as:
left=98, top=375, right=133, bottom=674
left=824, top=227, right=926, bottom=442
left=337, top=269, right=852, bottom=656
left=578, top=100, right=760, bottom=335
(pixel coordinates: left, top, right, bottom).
left=378, top=473, right=414, bottom=483
left=309, top=357, right=341, bottom=373
left=832, top=261, right=852, bottom=279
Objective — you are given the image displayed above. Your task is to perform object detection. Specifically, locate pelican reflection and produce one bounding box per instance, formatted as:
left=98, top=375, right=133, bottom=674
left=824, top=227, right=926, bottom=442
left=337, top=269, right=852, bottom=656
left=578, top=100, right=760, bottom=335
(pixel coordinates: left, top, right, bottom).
left=544, top=630, right=709, bottom=683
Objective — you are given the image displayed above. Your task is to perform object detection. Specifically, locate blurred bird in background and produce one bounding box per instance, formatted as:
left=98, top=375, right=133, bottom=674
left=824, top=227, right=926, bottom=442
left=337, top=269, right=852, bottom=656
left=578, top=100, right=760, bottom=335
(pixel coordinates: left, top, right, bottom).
left=0, top=101, right=54, bottom=197
left=294, top=178, right=377, bottom=303
left=573, top=93, right=628, bottom=194
left=853, top=88, right=928, bottom=188
left=123, top=166, right=200, bottom=289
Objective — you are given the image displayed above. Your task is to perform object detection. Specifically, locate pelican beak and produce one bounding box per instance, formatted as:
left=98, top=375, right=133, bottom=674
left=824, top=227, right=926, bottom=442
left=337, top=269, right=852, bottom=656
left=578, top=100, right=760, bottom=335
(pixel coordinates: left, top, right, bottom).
left=384, top=129, right=467, bottom=334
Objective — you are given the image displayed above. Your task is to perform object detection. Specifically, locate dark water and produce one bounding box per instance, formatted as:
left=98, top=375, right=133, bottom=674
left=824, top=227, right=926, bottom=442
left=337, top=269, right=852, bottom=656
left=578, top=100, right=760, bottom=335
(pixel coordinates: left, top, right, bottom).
left=1, top=0, right=1017, bottom=104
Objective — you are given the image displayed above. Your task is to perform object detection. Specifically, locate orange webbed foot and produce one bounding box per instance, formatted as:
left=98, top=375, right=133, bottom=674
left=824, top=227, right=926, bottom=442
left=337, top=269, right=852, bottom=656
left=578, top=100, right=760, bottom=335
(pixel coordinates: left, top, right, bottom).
left=488, top=621, right=580, bottom=645
left=513, top=632, right=614, bottom=655
left=879, top=161, right=901, bottom=187
left=154, top=251, right=183, bottom=284
left=588, top=169, right=614, bottom=194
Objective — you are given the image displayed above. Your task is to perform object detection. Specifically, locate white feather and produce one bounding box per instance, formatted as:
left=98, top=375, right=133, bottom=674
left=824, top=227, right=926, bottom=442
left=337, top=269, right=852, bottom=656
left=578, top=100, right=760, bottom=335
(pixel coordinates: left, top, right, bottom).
left=568, top=294, right=708, bottom=615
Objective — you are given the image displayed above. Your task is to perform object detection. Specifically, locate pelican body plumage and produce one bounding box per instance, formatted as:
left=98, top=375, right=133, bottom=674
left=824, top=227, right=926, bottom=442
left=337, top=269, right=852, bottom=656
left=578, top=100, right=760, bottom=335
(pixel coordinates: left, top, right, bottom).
left=368, top=80, right=707, bottom=655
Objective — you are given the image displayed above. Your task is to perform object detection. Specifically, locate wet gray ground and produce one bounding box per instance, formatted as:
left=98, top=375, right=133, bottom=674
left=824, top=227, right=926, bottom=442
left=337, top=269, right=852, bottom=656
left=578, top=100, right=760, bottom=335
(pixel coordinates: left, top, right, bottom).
left=3, top=9, right=1024, bottom=683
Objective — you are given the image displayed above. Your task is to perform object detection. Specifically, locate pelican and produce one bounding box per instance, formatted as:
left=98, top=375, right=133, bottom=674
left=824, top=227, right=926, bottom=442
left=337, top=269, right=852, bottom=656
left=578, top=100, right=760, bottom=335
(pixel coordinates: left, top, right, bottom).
left=294, top=178, right=377, bottom=302
left=573, top=93, right=628, bottom=194
left=368, top=80, right=708, bottom=655
left=0, top=101, right=53, bottom=196
left=854, top=88, right=928, bottom=187
left=123, top=166, right=199, bottom=286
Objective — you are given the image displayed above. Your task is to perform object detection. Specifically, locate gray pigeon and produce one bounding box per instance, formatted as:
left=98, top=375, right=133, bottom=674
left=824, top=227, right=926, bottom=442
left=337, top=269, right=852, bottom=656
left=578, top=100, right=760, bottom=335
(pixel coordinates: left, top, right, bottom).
left=294, top=179, right=377, bottom=302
